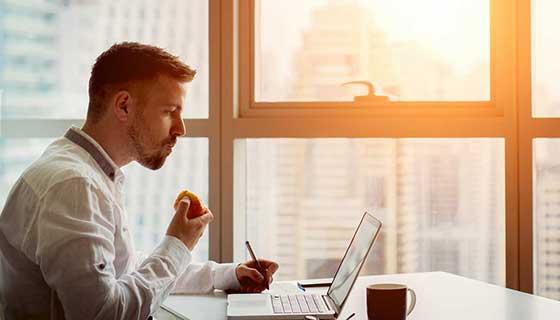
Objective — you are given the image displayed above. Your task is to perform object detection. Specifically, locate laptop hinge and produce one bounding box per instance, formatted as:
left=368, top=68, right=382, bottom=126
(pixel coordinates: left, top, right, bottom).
left=322, top=295, right=339, bottom=315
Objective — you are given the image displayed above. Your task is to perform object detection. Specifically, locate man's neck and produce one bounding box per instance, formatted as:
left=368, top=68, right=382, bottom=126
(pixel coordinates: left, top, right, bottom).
left=81, top=121, right=133, bottom=168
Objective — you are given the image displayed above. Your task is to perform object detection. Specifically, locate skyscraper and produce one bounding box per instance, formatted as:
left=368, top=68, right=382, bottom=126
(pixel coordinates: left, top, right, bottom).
left=0, top=0, right=60, bottom=118
left=534, top=140, right=560, bottom=300
left=0, top=1, right=61, bottom=206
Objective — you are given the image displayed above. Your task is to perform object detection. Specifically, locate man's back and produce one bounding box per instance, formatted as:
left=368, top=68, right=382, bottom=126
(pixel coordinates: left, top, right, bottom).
left=0, top=132, right=125, bottom=319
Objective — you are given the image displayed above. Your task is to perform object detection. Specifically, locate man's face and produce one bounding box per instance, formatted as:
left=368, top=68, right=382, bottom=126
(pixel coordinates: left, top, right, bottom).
left=127, top=75, right=186, bottom=170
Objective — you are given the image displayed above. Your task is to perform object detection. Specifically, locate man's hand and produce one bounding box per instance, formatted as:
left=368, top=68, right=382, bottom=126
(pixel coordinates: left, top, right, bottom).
left=166, top=198, right=213, bottom=250
left=235, top=259, right=279, bottom=293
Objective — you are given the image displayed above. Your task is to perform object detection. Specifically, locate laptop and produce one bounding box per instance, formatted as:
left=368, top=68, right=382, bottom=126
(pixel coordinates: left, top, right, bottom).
left=227, top=212, right=382, bottom=320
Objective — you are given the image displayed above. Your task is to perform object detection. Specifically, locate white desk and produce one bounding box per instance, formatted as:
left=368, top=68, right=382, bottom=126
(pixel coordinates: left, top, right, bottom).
left=162, top=272, right=560, bottom=320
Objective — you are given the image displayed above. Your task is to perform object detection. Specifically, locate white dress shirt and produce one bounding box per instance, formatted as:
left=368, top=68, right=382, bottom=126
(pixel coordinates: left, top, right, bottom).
left=0, top=127, right=239, bottom=319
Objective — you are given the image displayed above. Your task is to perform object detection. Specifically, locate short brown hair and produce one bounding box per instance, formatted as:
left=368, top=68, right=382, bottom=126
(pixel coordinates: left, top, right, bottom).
left=87, top=42, right=196, bottom=122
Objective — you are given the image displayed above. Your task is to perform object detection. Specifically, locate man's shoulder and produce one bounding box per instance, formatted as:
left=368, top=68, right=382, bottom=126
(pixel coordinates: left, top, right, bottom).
left=22, top=138, right=105, bottom=197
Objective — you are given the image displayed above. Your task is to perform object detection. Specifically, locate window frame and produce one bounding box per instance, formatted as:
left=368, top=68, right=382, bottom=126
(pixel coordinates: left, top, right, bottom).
left=517, top=0, right=560, bottom=295
left=237, top=0, right=510, bottom=118
left=220, top=0, right=522, bottom=292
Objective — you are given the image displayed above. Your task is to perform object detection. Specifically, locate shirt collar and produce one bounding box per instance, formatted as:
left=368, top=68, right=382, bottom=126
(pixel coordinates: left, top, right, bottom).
left=64, top=126, right=123, bottom=182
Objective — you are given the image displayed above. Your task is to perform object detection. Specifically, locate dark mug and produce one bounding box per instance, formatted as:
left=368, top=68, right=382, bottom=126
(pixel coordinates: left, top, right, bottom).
left=366, top=283, right=416, bottom=320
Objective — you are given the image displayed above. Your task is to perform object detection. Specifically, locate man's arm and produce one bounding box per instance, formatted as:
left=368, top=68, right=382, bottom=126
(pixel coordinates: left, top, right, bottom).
left=171, top=259, right=279, bottom=294
left=37, top=178, right=191, bottom=319
left=171, top=261, right=240, bottom=294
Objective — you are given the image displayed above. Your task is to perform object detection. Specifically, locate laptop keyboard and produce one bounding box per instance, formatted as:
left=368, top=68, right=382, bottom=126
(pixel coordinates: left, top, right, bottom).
left=271, top=294, right=329, bottom=314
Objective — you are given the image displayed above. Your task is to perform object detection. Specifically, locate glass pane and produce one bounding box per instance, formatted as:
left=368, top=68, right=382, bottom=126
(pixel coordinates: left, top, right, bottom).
left=532, top=0, right=560, bottom=117
left=534, top=139, right=560, bottom=299
left=0, top=0, right=208, bottom=119
left=124, top=138, right=209, bottom=261
left=255, top=0, right=490, bottom=102
left=235, top=138, right=505, bottom=285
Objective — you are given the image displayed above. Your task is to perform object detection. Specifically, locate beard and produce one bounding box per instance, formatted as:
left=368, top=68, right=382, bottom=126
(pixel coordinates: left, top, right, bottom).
left=127, top=115, right=175, bottom=170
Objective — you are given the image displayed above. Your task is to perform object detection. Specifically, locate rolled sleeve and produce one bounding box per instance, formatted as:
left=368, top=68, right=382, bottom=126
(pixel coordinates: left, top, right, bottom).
left=151, top=236, right=192, bottom=275
left=212, top=263, right=241, bottom=291
left=172, top=262, right=241, bottom=294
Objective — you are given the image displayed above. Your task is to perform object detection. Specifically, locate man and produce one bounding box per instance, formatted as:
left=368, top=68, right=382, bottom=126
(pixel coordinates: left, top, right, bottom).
left=0, top=42, right=278, bottom=319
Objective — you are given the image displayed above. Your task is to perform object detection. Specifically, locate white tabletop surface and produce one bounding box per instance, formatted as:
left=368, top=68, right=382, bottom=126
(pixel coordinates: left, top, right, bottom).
left=162, top=272, right=560, bottom=320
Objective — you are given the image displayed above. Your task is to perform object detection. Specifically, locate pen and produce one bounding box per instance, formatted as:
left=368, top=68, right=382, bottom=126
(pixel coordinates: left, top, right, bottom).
left=245, top=240, right=269, bottom=290
left=345, top=313, right=356, bottom=320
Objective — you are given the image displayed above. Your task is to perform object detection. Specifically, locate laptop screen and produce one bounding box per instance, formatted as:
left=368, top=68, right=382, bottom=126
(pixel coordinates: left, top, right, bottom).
left=327, top=213, right=382, bottom=309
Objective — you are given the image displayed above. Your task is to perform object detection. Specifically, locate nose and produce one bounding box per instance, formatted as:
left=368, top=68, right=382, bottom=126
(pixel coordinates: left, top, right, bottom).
left=171, top=116, right=186, bottom=138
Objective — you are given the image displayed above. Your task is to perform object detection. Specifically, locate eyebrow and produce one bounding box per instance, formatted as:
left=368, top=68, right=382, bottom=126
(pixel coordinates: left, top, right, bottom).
left=165, top=104, right=183, bottom=111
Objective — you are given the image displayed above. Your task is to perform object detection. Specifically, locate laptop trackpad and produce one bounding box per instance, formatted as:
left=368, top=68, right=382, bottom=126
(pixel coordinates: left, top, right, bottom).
left=227, top=294, right=273, bottom=316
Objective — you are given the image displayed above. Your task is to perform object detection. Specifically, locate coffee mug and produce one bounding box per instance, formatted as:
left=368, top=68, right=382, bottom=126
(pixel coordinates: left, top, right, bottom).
left=366, top=283, right=416, bottom=320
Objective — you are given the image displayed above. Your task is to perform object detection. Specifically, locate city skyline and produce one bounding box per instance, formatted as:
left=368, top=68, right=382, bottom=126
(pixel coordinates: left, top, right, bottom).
left=256, top=0, right=489, bottom=102
left=239, top=138, right=505, bottom=285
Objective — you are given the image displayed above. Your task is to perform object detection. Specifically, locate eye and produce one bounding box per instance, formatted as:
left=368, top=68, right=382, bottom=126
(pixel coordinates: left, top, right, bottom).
left=164, top=107, right=178, bottom=115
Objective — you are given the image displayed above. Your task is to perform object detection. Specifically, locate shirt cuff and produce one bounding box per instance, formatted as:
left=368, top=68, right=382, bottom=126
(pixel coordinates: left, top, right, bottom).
left=152, top=235, right=192, bottom=276
left=213, top=263, right=241, bottom=291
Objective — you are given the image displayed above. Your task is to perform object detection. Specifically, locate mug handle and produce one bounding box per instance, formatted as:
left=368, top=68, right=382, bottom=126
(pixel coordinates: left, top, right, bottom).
left=406, top=288, right=417, bottom=316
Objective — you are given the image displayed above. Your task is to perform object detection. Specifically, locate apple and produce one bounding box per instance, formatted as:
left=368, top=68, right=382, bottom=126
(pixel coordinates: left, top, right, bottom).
left=174, top=190, right=205, bottom=219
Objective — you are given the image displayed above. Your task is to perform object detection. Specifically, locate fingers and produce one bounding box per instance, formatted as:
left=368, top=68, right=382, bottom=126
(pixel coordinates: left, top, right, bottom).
left=238, top=264, right=277, bottom=293
left=241, top=286, right=261, bottom=294
left=242, top=266, right=265, bottom=283
left=201, top=208, right=214, bottom=221
left=242, top=260, right=278, bottom=284
left=175, top=198, right=190, bottom=214
left=243, top=285, right=266, bottom=293
left=262, top=260, right=279, bottom=274
left=190, top=209, right=214, bottom=224
left=256, top=260, right=278, bottom=284
left=183, top=214, right=212, bottom=243
left=238, top=279, right=266, bottom=293
left=248, top=259, right=278, bottom=271
left=264, top=269, right=274, bottom=285
left=237, top=260, right=280, bottom=293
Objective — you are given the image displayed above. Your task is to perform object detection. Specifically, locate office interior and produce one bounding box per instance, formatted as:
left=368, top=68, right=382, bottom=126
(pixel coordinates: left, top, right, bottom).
left=0, top=0, right=559, bottom=315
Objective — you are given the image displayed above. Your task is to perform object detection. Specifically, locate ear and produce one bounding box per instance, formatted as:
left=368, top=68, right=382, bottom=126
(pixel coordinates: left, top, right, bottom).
left=112, top=90, right=132, bottom=122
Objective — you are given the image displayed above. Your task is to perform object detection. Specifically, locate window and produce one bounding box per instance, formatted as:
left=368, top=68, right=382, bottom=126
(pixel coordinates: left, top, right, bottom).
left=234, top=138, right=505, bottom=285
left=527, top=0, right=560, bottom=299
left=534, top=139, right=560, bottom=300
left=255, top=0, right=490, bottom=102
left=0, top=0, right=208, bottom=119
left=531, top=0, right=560, bottom=117
left=240, top=0, right=503, bottom=120
left=230, top=0, right=516, bottom=292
